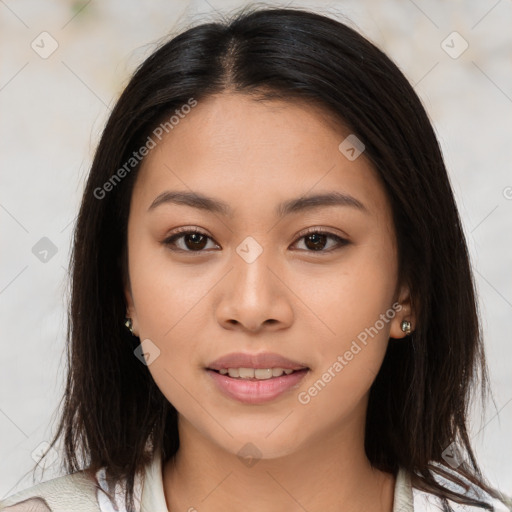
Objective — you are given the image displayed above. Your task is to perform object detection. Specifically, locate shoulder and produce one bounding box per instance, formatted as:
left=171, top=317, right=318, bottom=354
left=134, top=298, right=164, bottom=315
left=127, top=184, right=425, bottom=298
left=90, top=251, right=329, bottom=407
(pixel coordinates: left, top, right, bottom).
left=0, top=470, right=100, bottom=512
left=409, top=467, right=511, bottom=512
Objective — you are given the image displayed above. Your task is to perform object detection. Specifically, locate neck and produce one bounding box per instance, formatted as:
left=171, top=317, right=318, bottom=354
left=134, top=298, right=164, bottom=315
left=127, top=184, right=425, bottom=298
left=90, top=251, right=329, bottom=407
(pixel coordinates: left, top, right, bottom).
left=162, top=416, right=395, bottom=512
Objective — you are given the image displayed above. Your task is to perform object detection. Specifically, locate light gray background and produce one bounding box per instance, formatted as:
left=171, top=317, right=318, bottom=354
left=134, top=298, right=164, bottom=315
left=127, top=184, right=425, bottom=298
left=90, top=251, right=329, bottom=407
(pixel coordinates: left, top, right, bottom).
left=1, top=0, right=511, bottom=499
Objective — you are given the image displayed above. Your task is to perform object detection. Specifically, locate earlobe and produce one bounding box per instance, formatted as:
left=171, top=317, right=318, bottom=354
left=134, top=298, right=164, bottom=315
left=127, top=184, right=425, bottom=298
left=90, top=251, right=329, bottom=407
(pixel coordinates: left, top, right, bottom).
left=124, top=284, right=139, bottom=337
left=390, top=283, right=416, bottom=339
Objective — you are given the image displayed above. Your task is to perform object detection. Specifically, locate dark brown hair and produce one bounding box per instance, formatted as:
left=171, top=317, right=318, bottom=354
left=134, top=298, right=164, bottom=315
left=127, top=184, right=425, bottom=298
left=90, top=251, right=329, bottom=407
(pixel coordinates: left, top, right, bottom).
left=36, top=4, right=510, bottom=511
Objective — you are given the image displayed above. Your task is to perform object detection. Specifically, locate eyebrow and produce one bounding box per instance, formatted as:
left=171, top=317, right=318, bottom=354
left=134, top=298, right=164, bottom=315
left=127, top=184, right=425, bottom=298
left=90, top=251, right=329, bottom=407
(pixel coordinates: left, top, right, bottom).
left=147, top=190, right=369, bottom=217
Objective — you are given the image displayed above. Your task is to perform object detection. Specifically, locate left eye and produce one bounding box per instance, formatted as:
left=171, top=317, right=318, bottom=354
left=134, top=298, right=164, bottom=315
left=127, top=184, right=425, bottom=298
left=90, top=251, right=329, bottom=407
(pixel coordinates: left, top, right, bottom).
left=292, top=230, right=349, bottom=252
left=162, top=228, right=348, bottom=253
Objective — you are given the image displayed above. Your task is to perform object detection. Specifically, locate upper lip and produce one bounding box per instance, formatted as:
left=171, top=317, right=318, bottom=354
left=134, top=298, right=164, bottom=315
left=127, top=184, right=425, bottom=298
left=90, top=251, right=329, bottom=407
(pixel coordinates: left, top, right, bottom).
left=207, top=352, right=309, bottom=371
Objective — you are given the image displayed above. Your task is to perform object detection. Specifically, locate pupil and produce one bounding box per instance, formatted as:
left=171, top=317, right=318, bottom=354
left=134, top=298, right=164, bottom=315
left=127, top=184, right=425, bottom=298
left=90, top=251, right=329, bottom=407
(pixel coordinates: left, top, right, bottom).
left=186, top=233, right=207, bottom=250
left=305, top=233, right=326, bottom=251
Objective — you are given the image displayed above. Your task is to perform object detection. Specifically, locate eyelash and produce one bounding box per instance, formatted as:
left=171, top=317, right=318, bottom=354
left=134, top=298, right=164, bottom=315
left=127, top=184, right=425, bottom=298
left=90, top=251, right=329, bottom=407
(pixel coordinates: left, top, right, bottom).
left=162, top=227, right=349, bottom=254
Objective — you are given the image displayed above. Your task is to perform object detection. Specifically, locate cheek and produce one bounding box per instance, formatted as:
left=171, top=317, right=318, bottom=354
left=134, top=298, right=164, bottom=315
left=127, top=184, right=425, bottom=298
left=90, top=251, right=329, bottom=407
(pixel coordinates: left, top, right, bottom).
left=129, top=235, right=209, bottom=336
left=127, top=241, right=208, bottom=386
left=297, top=238, right=397, bottom=390
left=128, top=247, right=206, bottom=410
left=297, top=239, right=397, bottom=342
left=296, top=341, right=384, bottom=425
left=299, top=268, right=397, bottom=414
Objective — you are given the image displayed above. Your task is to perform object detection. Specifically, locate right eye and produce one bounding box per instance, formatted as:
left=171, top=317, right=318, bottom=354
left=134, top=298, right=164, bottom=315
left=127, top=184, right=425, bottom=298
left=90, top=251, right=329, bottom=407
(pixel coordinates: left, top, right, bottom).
left=162, top=228, right=219, bottom=252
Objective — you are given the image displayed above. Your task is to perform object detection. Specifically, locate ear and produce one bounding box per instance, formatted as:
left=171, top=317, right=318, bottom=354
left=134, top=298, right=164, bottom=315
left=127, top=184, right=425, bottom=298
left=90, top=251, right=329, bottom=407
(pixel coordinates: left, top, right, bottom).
left=389, top=282, right=416, bottom=339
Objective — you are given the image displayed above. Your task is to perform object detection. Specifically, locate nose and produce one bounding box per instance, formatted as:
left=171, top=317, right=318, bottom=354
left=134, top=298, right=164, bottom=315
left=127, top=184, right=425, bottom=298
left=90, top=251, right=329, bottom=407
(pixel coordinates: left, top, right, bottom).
left=215, top=246, right=294, bottom=333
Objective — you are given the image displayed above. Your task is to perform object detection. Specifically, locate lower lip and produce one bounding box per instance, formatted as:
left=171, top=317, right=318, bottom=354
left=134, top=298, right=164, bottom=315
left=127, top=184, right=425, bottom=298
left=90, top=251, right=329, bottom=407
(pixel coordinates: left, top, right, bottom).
left=206, top=368, right=309, bottom=404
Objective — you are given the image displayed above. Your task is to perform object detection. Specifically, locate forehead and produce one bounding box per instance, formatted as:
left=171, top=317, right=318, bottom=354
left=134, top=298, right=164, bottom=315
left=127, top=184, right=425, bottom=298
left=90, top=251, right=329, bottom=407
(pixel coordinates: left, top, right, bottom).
left=131, top=92, right=391, bottom=223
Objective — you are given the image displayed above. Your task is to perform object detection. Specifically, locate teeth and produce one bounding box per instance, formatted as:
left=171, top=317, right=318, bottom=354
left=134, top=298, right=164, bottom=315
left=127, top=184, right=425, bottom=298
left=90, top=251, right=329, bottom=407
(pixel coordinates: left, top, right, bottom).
left=218, top=367, right=296, bottom=379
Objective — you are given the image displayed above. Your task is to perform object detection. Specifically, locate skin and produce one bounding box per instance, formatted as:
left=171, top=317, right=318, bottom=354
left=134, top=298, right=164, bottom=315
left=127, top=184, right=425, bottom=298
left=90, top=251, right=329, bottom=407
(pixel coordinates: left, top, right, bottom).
left=124, top=92, right=416, bottom=512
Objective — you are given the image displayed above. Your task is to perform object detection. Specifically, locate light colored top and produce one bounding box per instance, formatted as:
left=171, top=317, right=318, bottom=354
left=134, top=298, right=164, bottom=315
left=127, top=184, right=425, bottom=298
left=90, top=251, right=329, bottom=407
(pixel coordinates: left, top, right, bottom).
left=0, top=451, right=508, bottom=511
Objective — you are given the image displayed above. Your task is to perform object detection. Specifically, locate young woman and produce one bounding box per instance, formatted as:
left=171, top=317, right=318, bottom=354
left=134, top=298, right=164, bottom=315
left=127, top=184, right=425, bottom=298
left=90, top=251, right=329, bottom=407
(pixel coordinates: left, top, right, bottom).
left=1, top=5, right=510, bottom=512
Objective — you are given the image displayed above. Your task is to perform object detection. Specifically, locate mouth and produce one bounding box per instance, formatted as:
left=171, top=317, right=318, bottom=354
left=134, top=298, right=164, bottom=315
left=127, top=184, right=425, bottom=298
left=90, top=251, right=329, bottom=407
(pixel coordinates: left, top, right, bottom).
left=205, top=352, right=310, bottom=403
left=205, top=367, right=310, bottom=404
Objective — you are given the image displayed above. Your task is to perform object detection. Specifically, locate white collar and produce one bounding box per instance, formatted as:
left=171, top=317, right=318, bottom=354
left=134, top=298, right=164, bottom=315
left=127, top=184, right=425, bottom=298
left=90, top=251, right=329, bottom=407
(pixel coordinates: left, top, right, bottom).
left=139, top=450, right=169, bottom=512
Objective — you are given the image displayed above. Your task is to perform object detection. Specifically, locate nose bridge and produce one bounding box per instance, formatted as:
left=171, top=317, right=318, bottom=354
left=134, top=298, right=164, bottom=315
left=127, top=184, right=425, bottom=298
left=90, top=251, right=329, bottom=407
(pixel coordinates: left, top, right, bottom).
left=232, top=234, right=275, bottom=300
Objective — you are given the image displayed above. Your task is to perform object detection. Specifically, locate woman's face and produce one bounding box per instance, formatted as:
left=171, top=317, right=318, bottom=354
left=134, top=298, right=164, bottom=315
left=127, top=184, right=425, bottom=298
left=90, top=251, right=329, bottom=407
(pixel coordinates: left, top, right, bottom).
left=124, top=92, right=413, bottom=459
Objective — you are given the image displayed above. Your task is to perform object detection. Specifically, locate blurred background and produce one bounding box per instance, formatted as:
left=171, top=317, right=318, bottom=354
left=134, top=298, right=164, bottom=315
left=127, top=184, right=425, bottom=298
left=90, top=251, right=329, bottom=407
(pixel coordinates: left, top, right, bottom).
left=1, top=0, right=511, bottom=499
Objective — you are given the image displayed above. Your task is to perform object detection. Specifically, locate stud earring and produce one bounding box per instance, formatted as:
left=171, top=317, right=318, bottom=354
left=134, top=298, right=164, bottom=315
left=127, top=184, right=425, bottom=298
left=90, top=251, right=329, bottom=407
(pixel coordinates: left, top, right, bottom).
left=401, top=320, right=412, bottom=335
left=124, top=317, right=136, bottom=336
